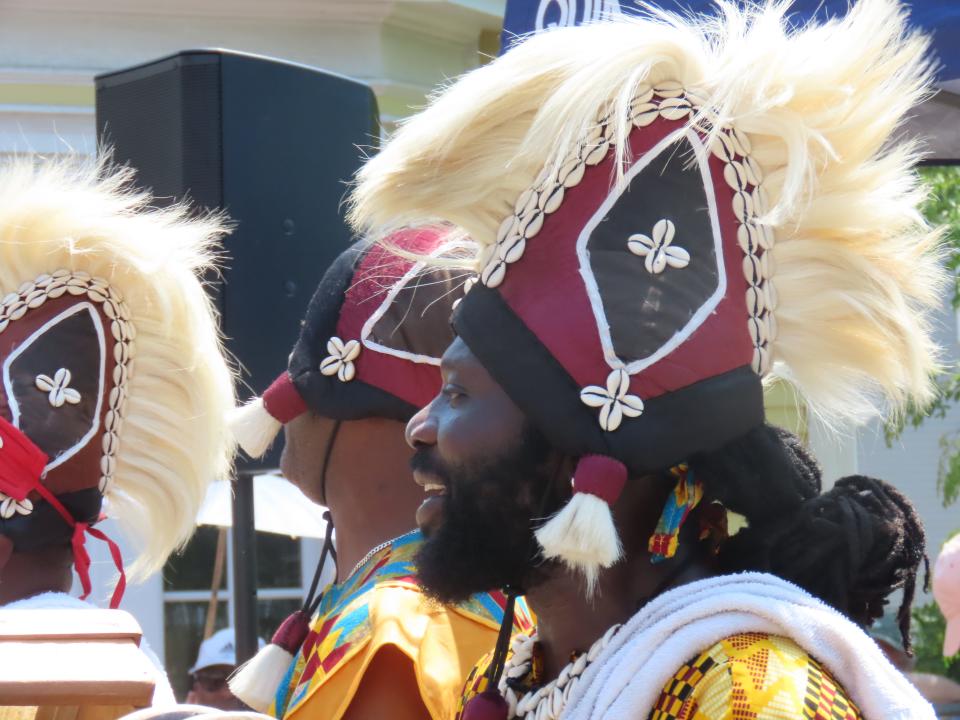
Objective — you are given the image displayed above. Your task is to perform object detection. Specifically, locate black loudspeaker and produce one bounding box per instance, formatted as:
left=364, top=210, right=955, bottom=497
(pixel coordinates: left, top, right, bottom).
left=96, top=50, right=379, bottom=471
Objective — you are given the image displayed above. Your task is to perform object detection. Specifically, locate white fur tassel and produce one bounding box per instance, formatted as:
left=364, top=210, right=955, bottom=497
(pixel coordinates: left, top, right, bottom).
left=228, top=643, right=294, bottom=713
left=229, top=397, right=282, bottom=458
left=535, top=492, right=623, bottom=595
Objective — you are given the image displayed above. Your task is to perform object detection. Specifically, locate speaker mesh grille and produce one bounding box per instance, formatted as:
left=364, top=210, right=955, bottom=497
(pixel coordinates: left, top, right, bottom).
left=96, top=57, right=222, bottom=209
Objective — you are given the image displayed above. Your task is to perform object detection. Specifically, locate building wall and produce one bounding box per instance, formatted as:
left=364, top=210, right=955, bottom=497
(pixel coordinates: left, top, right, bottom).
left=0, top=0, right=505, bottom=154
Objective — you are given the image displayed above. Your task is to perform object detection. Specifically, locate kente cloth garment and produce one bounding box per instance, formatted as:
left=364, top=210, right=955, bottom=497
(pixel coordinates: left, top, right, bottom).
left=272, top=531, right=534, bottom=720
left=566, top=573, right=932, bottom=720
left=459, top=573, right=932, bottom=719
left=649, top=633, right=862, bottom=719
left=458, top=632, right=862, bottom=720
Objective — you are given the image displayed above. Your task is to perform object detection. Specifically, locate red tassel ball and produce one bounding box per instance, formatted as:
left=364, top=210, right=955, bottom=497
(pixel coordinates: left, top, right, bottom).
left=270, top=609, right=311, bottom=653
left=573, top=455, right=628, bottom=504
left=462, top=690, right=510, bottom=720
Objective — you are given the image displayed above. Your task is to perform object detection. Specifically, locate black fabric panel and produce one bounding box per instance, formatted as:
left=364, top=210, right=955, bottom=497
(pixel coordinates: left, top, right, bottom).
left=454, top=285, right=765, bottom=474
left=296, top=372, right=418, bottom=422
left=368, top=266, right=458, bottom=360
left=587, top=135, right=718, bottom=363
left=288, top=242, right=419, bottom=422
left=10, top=307, right=103, bottom=461
left=0, top=488, right=103, bottom=553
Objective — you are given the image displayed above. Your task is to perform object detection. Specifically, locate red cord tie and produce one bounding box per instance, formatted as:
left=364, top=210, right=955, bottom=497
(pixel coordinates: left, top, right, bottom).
left=0, top=415, right=125, bottom=608
left=71, top=522, right=126, bottom=609
left=33, top=483, right=126, bottom=609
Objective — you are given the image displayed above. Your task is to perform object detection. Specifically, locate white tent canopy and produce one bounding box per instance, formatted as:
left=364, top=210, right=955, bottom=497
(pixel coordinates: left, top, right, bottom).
left=195, top=474, right=330, bottom=540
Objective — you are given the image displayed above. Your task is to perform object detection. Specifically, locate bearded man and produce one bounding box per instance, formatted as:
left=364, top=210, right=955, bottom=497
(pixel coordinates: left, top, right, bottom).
left=346, top=1, right=943, bottom=718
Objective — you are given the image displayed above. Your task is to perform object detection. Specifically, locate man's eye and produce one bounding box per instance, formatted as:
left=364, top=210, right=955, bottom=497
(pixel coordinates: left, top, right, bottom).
left=442, top=385, right=466, bottom=403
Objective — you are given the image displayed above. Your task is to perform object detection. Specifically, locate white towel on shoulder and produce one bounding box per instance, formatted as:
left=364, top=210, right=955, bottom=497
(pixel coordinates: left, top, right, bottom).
left=562, top=572, right=934, bottom=720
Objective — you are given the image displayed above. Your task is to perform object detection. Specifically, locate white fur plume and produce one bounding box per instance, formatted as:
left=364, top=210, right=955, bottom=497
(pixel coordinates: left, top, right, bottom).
left=229, top=643, right=294, bottom=713
left=229, top=397, right=282, bottom=459
left=535, top=493, right=623, bottom=595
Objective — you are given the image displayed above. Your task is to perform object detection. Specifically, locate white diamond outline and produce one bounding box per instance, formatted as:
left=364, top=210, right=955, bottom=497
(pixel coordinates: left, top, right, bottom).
left=575, top=126, right=727, bottom=374
left=1, top=302, right=106, bottom=473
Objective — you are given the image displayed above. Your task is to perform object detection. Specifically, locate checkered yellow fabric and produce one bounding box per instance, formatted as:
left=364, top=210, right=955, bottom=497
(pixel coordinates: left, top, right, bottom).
left=649, top=632, right=863, bottom=720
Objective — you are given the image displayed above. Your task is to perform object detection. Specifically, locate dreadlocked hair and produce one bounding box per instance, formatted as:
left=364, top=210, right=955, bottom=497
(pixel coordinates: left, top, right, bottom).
left=689, top=424, right=928, bottom=653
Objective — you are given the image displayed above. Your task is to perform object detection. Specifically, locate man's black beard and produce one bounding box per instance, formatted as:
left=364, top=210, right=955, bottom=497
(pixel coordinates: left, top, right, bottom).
left=413, top=424, right=561, bottom=604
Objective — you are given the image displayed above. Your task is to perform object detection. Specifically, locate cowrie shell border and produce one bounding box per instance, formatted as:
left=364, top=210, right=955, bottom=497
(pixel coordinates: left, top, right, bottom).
left=0, top=270, right=136, bottom=508
left=476, top=83, right=777, bottom=432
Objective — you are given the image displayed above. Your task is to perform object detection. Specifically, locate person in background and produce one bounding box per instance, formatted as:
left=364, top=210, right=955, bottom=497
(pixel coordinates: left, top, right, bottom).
left=228, top=230, right=532, bottom=720
left=0, top=155, right=235, bottom=706
left=185, top=627, right=264, bottom=710
left=922, top=534, right=960, bottom=708
left=936, top=534, right=960, bottom=661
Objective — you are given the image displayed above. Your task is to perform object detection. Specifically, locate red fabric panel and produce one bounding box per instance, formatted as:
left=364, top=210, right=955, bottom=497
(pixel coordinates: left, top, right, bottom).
left=496, top=117, right=753, bottom=400
left=263, top=372, right=309, bottom=423
left=335, top=228, right=446, bottom=410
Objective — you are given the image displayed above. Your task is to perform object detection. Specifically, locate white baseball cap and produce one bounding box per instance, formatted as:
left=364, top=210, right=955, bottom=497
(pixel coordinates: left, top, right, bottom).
left=189, top=627, right=266, bottom=674
left=933, top=534, right=960, bottom=658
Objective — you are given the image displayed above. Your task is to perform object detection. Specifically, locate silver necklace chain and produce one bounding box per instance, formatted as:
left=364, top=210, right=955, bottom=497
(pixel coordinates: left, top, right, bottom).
left=344, top=530, right=419, bottom=581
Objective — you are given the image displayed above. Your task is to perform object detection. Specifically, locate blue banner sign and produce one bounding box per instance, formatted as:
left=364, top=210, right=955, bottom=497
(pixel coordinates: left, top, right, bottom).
left=501, top=0, right=959, bottom=80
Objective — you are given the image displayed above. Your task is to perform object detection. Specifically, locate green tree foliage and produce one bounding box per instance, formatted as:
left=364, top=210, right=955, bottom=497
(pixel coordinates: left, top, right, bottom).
left=880, top=167, right=960, bottom=685
left=912, top=601, right=960, bottom=683
left=922, top=166, right=960, bottom=308
left=885, top=166, right=960, bottom=508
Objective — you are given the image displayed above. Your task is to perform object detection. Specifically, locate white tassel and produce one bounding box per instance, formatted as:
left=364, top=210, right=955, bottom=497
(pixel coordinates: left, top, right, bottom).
left=229, top=397, right=282, bottom=458
left=228, top=643, right=294, bottom=713
left=535, top=493, right=623, bottom=595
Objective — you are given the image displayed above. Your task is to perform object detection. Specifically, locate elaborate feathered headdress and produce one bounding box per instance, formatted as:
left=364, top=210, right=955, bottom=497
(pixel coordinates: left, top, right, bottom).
left=0, top=156, right=236, bottom=599
left=348, top=0, right=944, bottom=585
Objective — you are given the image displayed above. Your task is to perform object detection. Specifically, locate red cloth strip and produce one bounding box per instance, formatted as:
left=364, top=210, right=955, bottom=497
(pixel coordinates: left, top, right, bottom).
left=0, top=416, right=49, bottom=502
left=262, top=372, right=308, bottom=424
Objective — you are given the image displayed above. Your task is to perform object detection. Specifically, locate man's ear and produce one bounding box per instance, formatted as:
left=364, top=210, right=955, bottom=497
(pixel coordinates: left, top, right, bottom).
left=0, top=535, right=13, bottom=572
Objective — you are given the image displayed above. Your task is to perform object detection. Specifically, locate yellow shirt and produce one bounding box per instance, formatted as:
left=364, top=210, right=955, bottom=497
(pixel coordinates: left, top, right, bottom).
left=458, top=632, right=863, bottom=720
left=273, top=531, right=534, bottom=720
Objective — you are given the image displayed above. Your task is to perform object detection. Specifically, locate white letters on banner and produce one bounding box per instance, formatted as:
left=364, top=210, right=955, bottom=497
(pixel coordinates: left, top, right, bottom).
left=535, top=0, right=624, bottom=31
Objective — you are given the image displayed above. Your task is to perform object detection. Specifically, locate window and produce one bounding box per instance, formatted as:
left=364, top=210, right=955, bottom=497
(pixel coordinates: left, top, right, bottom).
left=162, top=526, right=303, bottom=701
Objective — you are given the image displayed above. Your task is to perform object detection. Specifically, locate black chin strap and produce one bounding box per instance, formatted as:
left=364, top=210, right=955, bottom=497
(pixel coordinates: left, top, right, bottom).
left=318, top=420, right=342, bottom=509
left=303, top=510, right=337, bottom=615
left=482, top=458, right=588, bottom=689
left=484, top=588, right=518, bottom=686
left=297, top=420, right=343, bottom=616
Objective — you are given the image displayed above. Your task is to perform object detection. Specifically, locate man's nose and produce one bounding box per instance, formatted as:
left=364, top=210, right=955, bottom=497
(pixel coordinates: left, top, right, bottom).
left=405, top=403, right=438, bottom=449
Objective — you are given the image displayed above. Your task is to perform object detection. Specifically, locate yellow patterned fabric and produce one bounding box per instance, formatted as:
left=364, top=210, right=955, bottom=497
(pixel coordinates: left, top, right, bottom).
left=458, top=632, right=863, bottom=720
left=649, top=632, right=863, bottom=720
left=273, top=531, right=534, bottom=720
